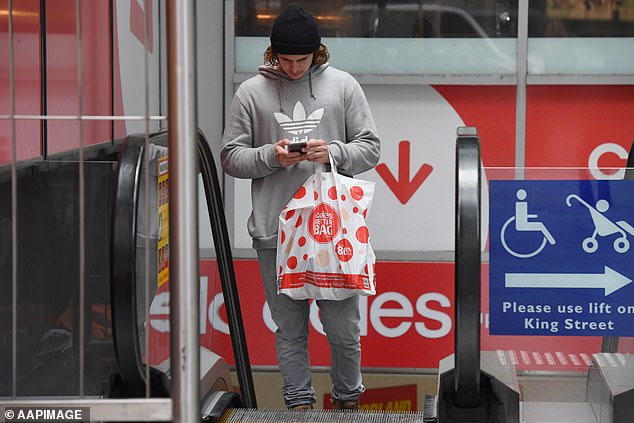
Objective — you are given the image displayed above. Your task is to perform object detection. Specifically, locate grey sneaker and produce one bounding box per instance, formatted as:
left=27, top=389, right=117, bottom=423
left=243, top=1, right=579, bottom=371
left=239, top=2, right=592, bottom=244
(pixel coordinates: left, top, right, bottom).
left=331, top=399, right=360, bottom=410
left=289, top=403, right=314, bottom=410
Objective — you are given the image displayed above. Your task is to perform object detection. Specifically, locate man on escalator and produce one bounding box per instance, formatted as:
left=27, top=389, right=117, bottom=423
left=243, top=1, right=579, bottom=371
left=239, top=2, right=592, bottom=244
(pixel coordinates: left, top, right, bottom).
left=220, top=3, right=380, bottom=411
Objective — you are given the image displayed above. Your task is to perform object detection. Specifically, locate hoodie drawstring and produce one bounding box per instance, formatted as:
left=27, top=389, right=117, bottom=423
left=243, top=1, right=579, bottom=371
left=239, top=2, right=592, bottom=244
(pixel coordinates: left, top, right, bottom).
left=309, top=67, right=316, bottom=100
left=273, top=65, right=319, bottom=112
left=276, top=76, right=284, bottom=113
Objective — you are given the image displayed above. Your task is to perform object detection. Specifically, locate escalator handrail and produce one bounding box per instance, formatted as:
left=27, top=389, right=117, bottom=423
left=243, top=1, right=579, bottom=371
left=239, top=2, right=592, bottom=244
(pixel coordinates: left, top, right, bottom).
left=197, top=131, right=257, bottom=409
left=454, top=127, right=481, bottom=408
left=110, top=135, right=146, bottom=389
left=626, top=138, right=634, bottom=178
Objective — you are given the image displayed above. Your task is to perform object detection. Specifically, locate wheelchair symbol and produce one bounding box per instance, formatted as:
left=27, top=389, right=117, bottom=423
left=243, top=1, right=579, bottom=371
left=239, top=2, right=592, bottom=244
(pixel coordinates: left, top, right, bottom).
left=501, top=189, right=556, bottom=258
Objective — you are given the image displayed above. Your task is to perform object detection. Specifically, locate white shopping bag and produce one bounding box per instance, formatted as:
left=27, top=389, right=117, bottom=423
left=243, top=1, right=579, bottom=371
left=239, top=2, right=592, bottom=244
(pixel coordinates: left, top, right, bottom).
left=276, top=158, right=376, bottom=300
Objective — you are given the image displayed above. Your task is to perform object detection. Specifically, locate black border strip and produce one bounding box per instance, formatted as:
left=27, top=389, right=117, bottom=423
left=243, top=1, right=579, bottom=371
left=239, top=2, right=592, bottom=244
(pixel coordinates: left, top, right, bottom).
left=40, top=0, right=48, bottom=158
left=109, top=0, right=114, bottom=145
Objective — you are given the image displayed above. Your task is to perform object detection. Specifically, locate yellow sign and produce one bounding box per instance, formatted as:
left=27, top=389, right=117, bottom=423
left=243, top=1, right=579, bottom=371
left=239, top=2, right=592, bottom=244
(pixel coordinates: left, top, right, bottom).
left=157, top=156, right=169, bottom=287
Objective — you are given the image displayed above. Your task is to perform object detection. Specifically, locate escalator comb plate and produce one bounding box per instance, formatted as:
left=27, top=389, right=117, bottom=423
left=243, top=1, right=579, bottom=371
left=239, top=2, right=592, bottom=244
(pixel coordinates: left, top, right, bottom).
left=219, top=408, right=428, bottom=422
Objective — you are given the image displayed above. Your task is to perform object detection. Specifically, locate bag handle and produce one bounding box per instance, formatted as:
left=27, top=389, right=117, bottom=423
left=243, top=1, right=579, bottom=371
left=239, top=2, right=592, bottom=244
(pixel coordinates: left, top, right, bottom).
left=325, top=152, right=343, bottom=199
left=314, top=151, right=339, bottom=177
left=314, top=152, right=344, bottom=208
left=328, top=151, right=339, bottom=176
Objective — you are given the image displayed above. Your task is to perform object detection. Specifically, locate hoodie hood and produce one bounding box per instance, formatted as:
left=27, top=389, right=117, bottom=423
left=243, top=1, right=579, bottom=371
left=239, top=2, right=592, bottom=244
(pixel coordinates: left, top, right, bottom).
left=259, top=63, right=330, bottom=112
left=258, top=62, right=329, bottom=81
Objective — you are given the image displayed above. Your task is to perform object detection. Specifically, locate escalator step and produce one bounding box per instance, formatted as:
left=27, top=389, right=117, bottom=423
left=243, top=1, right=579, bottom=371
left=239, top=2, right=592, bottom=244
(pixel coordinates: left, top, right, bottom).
left=219, top=408, right=428, bottom=422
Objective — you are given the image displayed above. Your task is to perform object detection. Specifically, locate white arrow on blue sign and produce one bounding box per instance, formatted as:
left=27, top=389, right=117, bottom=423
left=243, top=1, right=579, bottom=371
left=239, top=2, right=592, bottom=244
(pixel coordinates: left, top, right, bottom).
left=490, top=180, right=634, bottom=336
left=505, top=266, right=631, bottom=296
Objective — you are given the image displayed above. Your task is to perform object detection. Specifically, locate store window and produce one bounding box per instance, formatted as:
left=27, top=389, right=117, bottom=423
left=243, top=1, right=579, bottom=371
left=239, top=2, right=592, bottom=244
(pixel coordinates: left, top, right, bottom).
left=234, top=0, right=519, bottom=75
left=528, top=0, right=634, bottom=75
left=236, top=0, right=518, bottom=38
left=529, top=0, right=634, bottom=37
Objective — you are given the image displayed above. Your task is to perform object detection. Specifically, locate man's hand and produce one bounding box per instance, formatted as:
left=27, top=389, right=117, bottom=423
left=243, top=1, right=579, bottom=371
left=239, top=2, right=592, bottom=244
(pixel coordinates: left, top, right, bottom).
left=275, top=139, right=307, bottom=167
left=305, top=139, right=329, bottom=163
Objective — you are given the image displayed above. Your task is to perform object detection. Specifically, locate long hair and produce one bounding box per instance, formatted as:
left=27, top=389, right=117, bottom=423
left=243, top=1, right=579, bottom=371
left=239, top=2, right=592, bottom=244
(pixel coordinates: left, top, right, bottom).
left=263, top=43, right=330, bottom=67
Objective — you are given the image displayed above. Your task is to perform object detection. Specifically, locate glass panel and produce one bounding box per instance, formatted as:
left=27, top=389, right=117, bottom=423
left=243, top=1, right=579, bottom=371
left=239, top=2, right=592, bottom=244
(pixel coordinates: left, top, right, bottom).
left=112, top=0, right=162, bottom=136
left=0, top=0, right=42, bottom=161
left=0, top=159, right=117, bottom=396
left=234, top=0, right=518, bottom=75
left=46, top=0, right=113, bottom=155
left=483, top=166, right=634, bottom=408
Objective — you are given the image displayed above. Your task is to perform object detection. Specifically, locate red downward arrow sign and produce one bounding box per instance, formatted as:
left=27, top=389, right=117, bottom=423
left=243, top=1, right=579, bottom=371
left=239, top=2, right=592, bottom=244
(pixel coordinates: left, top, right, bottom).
left=376, top=140, right=433, bottom=205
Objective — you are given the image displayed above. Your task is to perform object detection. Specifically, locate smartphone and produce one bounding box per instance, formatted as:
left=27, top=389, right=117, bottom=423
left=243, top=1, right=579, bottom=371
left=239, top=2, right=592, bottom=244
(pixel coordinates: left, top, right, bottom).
left=288, top=141, right=307, bottom=153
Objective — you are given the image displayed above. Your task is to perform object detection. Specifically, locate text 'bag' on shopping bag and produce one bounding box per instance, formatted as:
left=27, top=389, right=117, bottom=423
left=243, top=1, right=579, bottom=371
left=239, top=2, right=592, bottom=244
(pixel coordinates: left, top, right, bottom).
left=276, top=159, right=376, bottom=300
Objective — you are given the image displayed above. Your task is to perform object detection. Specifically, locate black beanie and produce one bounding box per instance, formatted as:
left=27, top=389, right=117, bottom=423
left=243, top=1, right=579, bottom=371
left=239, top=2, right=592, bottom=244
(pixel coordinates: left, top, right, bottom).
left=270, top=4, right=321, bottom=55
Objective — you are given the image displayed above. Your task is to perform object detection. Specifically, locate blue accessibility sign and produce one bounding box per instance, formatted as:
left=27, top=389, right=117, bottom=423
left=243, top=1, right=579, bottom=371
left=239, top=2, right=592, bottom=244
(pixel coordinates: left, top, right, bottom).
left=489, top=180, right=634, bottom=336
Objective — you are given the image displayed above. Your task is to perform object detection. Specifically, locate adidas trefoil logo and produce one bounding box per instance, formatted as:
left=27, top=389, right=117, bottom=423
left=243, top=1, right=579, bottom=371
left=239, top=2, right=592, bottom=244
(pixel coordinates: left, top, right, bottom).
left=274, top=101, right=324, bottom=137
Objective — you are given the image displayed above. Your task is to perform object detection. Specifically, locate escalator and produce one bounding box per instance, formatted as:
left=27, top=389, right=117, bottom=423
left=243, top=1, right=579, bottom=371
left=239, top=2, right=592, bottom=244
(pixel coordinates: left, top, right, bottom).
left=108, top=130, right=252, bottom=417
left=0, top=127, right=520, bottom=421
left=107, top=128, right=521, bottom=422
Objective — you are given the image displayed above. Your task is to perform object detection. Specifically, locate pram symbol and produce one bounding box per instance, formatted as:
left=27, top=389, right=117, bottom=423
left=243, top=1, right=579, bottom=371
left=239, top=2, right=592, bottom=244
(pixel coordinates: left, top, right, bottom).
left=566, top=194, right=634, bottom=254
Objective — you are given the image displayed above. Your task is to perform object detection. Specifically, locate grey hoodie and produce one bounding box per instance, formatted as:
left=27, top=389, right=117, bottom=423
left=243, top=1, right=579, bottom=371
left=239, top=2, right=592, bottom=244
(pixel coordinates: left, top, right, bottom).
left=221, top=63, right=381, bottom=250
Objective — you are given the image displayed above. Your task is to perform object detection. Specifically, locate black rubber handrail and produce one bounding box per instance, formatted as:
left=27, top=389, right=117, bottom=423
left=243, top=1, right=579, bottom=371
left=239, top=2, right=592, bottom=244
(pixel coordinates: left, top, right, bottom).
left=197, top=131, right=257, bottom=409
left=626, top=138, right=634, bottom=177
left=110, top=135, right=146, bottom=391
left=454, top=127, right=481, bottom=408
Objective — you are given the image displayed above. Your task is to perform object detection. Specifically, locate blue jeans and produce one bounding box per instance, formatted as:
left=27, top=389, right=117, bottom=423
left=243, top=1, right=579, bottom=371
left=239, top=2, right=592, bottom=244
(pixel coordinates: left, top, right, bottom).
left=257, top=248, right=365, bottom=408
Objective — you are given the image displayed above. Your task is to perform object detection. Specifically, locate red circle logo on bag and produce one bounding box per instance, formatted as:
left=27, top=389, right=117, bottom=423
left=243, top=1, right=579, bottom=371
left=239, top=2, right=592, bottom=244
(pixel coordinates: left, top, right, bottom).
left=335, top=238, right=354, bottom=262
left=309, top=203, right=340, bottom=243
